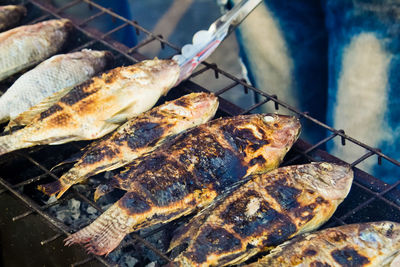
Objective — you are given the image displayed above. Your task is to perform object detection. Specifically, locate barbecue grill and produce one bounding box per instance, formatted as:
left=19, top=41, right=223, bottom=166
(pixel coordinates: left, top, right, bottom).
left=1, top=0, right=400, bottom=266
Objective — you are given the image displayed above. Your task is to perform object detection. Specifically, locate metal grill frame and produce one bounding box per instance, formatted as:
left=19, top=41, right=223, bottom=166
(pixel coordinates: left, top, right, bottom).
left=1, top=0, right=400, bottom=266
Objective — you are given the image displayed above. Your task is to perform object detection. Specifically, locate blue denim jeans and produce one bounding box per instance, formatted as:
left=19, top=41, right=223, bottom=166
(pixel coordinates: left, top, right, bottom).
left=232, top=0, right=400, bottom=184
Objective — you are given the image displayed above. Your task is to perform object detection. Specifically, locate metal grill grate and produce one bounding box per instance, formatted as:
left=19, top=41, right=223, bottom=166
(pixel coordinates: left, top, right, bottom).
left=1, top=0, right=400, bottom=266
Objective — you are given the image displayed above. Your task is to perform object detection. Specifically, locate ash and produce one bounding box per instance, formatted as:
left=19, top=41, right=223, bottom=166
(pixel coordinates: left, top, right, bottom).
left=43, top=173, right=183, bottom=266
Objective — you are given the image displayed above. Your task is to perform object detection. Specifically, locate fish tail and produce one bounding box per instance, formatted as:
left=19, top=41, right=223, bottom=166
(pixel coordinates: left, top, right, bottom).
left=64, top=202, right=132, bottom=255
left=0, top=129, right=32, bottom=156
left=37, top=168, right=83, bottom=198
left=37, top=180, right=65, bottom=198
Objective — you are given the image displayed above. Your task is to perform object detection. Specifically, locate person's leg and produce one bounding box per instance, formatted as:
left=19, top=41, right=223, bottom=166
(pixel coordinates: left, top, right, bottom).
left=325, top=0, right=400, bottom=183
left=230, top=0, right=328, bottom=143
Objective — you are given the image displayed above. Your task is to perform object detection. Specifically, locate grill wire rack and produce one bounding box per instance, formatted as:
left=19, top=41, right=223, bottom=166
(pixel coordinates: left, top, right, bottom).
left=1, top=0, right=400, bottom=266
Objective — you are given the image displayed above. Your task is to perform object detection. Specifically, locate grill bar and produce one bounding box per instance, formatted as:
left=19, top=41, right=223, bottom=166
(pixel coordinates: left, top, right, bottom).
left=1, top=0, right=400, bottom=266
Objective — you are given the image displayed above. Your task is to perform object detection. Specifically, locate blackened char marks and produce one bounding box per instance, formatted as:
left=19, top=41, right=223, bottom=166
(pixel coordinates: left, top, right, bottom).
left=265, top=179, right=301, bottom=210
left=222, top=123, right=269, bottom=153
left=115, top=121, right=166, bottom=150
left=190, top=138, right=246, bottom=191
left=81, top=145, right=118, bottom=165
left=249, top=155, right=266, bottom=166
left=222, top=192, right=297, bottom=244
left=185, top=226, right=242, bottom=264
left=331, top=246, right=369, bottom=267
left=120, top=191, right=151, bottom=215
left=60, top=80, right=97, bottom=106
left=175, top=129, right=247, bottom=192
left=310, top=262, right=332, bottom=267
left=174, top=98, right=189, bottom=107
left=40, top=104, right=63, bottom=120
left=303, top=248, right=317, bottom=257
left=136, top=155, right=197, bottom=207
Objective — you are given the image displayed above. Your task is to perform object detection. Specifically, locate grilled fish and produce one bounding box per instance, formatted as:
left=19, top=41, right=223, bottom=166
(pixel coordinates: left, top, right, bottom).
left=0, top=5, right=26, bottom=32
left=0, top=58, right=179, bottom=156
left=64, top=113, right=301, bottom=255
left=169, top=162, right=353, bottom=266
left=0, top=19, right=72, bottom=82
left=248, top=221, right=400, bottom=267
left=38, top=92, right=219, bottom=199
left=0, top=49, right=114, bottom=125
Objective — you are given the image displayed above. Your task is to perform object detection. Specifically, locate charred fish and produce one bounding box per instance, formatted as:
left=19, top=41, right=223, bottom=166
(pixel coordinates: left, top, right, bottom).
left=64, top=113, right=301, bottom=255
left=248, top=221, right=400, bottom=267
left=169, top=162, right=353, bottom=266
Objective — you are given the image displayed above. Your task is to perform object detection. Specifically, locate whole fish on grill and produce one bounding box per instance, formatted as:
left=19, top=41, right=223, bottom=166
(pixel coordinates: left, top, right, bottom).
left=169, top=162, right=353, bottom=266
left=247, top=221, right=400, bottom=267
left=0, top=5, right=26, bottom=32
left=0, top=58, right=179, bottom=156
left=0, top=19, right=73, bottom=82
left=64, top=113, right=301, bottom=255
left=0, top=49, right=114, bottom=125
left=38, top=92, right=219, bottom=199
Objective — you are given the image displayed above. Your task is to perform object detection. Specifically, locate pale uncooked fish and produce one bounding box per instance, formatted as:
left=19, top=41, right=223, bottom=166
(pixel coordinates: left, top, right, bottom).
left=0, top=19, right=73, bottom=81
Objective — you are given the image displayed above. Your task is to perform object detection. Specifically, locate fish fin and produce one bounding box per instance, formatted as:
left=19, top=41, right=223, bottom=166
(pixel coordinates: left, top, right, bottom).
left=7, top=85, right=75, bottom=128
left=49, top=150, right=84, bottom=172
left=94, top=183, right=115, bottom=201
left=38, top=166, right=89, bottom=198
left=105, top=114, right=129, bottom=124
left=168, top=203, right=214, bottom=252
left=64, top=197, right=134, bottom=255
left=37, top=180, right=65, bottom=198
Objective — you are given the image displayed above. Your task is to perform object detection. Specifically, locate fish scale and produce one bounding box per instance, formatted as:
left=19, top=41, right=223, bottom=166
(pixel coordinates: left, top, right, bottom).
left=64, top=113, right=301, bottom=256
left=0, top=19, right=73, bottom=82
left=0, top=49, right=114, bottom=124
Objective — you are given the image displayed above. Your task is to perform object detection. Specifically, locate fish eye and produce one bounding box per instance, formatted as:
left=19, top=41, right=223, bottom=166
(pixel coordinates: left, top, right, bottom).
left=263, top=115, right=275, bottom=122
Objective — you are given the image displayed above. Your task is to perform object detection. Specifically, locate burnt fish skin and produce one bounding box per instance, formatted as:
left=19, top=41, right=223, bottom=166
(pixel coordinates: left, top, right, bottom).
left=0, top=19, right=73, bottom=82
left=38, top=92, right=219, bottom=199
left=64, top=114, right=301, bottom=255
left=249, top=221, right=400, bottom=267
left=0, top=49, right=114, bottom=125
left=169, top=162, right=353, bottom=267
left=0, top=5, right=26, bottom=32
left=0, top=59, right=179, bottom=156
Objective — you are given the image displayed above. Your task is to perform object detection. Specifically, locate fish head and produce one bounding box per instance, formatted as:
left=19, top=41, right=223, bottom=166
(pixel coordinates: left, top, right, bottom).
left=136, top=58, right=180, bottom=94
left=300, top=162, right=353, bottom=201
left=261, top=113, right=301, bottom=148
left=256, top=114, right=301, bottom=165
left=80, top=49, right=115, bottom=71
left=159, top=92, right=219, bottom=124
left=368, top=221, right=400, bottom=248
left=48, top=18, right=73, bottom=31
